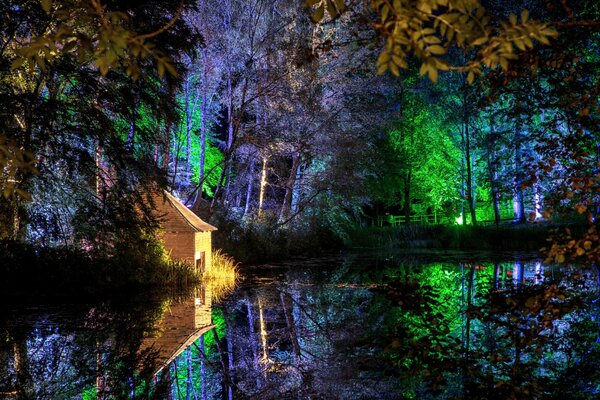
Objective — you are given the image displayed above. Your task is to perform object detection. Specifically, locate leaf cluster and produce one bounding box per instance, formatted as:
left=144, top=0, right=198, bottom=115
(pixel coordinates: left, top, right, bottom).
left=12, top=0, right=180, bottom=80
left=308, top=0, right=557, bottom=83
left=0, top=136, right=38, bottom=199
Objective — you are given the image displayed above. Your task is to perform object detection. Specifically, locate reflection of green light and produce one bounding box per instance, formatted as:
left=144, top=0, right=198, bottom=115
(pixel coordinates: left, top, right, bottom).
left=82, top=387, right=96, bottom=400
left=455, top=214, right=463, bottom=225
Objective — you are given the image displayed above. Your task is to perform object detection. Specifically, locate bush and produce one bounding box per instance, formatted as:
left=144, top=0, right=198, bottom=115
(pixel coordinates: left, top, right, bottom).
left=0, top=237, right=199, bottom=298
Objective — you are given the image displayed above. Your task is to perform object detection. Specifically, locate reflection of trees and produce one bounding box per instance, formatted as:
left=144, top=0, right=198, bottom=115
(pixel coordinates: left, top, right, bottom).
left=382, top=261, right=600, bottom=399
left=0, top=294, right=177, bottom=399
left=169, top=268, right=401, bottom=399
left=170, top=259, right=600, bottom=399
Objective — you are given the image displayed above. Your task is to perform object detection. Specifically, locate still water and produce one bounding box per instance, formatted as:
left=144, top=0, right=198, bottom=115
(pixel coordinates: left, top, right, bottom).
left=1, top=252, right=599, bottom=399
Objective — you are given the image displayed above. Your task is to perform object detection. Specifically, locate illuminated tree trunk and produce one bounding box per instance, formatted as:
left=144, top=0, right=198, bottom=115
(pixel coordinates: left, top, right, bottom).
left=258, top=297, right=269, bottom=371
left=493, top=263, right=501, bottom=289
left=461, top=263, right=475, bottom=395
left=186, top=348, right=192, bottom=400
left=258, top=157, right=268, bottom=215
left=513, top=261, right=524, bottom=287
left=212, top=327, right=233, bottom=399
left=280, top=292, right=301, bottom=360
left=464, top=117, right=477, bottom=226
left=246, top=298, right=261, bottom=388
left=243, top=157, right=256, bottom=216
left=487, top=114, right=501, bottom=225
left=459, top=148, right=466, bottom=224
left=193, top=48, right=209, bottom=210
left=459, top=77, right=477, bottom=226
left=223, top=44, right=235, bottom=203
left=223, top=307, right=234, bottom=400
left=14, top=340, right=33, bottom=399
left=210, top=1, right=234, bottom=211
left=171, top=363, right=179, bottom=399
left=514, top=125, right=526, bottom=223
left=402, top=168, right=412, bottom=222
left=95, top=143, right=103, bottom=199
left=185, top=81, right=192, bottom=176
left=279, top=153, right=301, bottom=222
left=198, top=336, right=207, bottom=400
left=291, top=164, right=303, bottom=214
left=171, top=133, right=183, bottom=189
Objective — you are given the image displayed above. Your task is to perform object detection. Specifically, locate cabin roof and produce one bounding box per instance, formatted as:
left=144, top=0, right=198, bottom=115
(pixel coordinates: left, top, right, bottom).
left=154, top=191, right=217, bottom=233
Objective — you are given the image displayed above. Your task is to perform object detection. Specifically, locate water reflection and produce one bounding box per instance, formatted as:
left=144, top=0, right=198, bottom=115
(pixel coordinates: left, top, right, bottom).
left=0, top=283, right=219, bottom=399
left=165, top=257, right=600, bottom=399
left=1, top=256, right=599, bottom=399
left=139, top=286, right=213, bottom=376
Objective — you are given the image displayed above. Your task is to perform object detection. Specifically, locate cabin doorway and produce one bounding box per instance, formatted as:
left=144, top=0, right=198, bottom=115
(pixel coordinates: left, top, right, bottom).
left=196, top=251, right=206, bottom=273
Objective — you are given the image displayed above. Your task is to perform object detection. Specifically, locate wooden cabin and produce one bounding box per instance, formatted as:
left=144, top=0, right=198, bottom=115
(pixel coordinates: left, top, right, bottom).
left=153, top=191, right=217, bottom=273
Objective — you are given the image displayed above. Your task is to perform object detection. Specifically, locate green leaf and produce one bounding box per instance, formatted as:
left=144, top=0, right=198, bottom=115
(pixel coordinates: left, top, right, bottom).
left=423, top=36, right=441, bottom=44
left=471, top=36, right=487, bottom=47
left=10, top=57, right=25, bottom=70
left=521, top=9, right=529, bottom=23
left=326, top=0, right=337, bottom=18
left=377, top=51, right=390, bottom=64
left=311, top=4, right=325, bottom=22
left=41, top=0, right=52, bottom=13
left=514, top=39, right=525, bottom=51
left=164, top=61, right=177, bottom=78
left=15, top=189, right=33, bottom=201
left=334, top=0, right=347, bottom=13
left=381, top=4, right=389, bottom=21
left=428, top=45, right=446, bottom=55
left=389, top=61, right=399, bottom=76
left=499, top=57, right=508, bottom=70
left=392, top=55, right=407, bottom=68
left=428, top=66, right=438, bottom=82
left=467, top=71, right=474, bottom=84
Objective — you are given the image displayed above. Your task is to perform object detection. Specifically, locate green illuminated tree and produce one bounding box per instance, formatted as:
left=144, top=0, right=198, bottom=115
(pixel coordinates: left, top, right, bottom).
left=388, top=84, right=461, bottom=221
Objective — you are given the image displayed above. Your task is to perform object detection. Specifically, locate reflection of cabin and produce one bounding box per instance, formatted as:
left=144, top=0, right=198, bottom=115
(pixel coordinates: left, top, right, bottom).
left=153, top=191, right=217, bottom=273
left=141, top=286, right=214, bottom=375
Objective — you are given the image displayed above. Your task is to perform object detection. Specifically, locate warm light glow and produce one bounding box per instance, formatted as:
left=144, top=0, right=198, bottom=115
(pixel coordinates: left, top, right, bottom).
left=203, top=250, right=238, bottom=302
left=258, top=157, right=267, bottom=215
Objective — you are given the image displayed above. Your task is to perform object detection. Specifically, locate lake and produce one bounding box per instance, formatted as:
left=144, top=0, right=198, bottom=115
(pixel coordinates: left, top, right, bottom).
left=1, top=252, right=599, bottom=399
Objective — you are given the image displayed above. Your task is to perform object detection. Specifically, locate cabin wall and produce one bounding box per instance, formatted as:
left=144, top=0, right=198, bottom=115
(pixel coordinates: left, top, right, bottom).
left=194, top=231, right=213, bottom=272
left=162, top=232, right=195, bottom=264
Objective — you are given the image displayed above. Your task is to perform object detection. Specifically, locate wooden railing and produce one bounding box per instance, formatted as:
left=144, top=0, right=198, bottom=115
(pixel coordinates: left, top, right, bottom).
left=376, top=214, right=516, bottom=227
left=377, top=213, right=438, bottom=227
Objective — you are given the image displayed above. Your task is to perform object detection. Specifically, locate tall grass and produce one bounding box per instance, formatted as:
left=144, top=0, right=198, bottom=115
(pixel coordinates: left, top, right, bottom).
left=203, top=249, right=239, bottom=302
left=152, top=259, right=200, bottom=288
